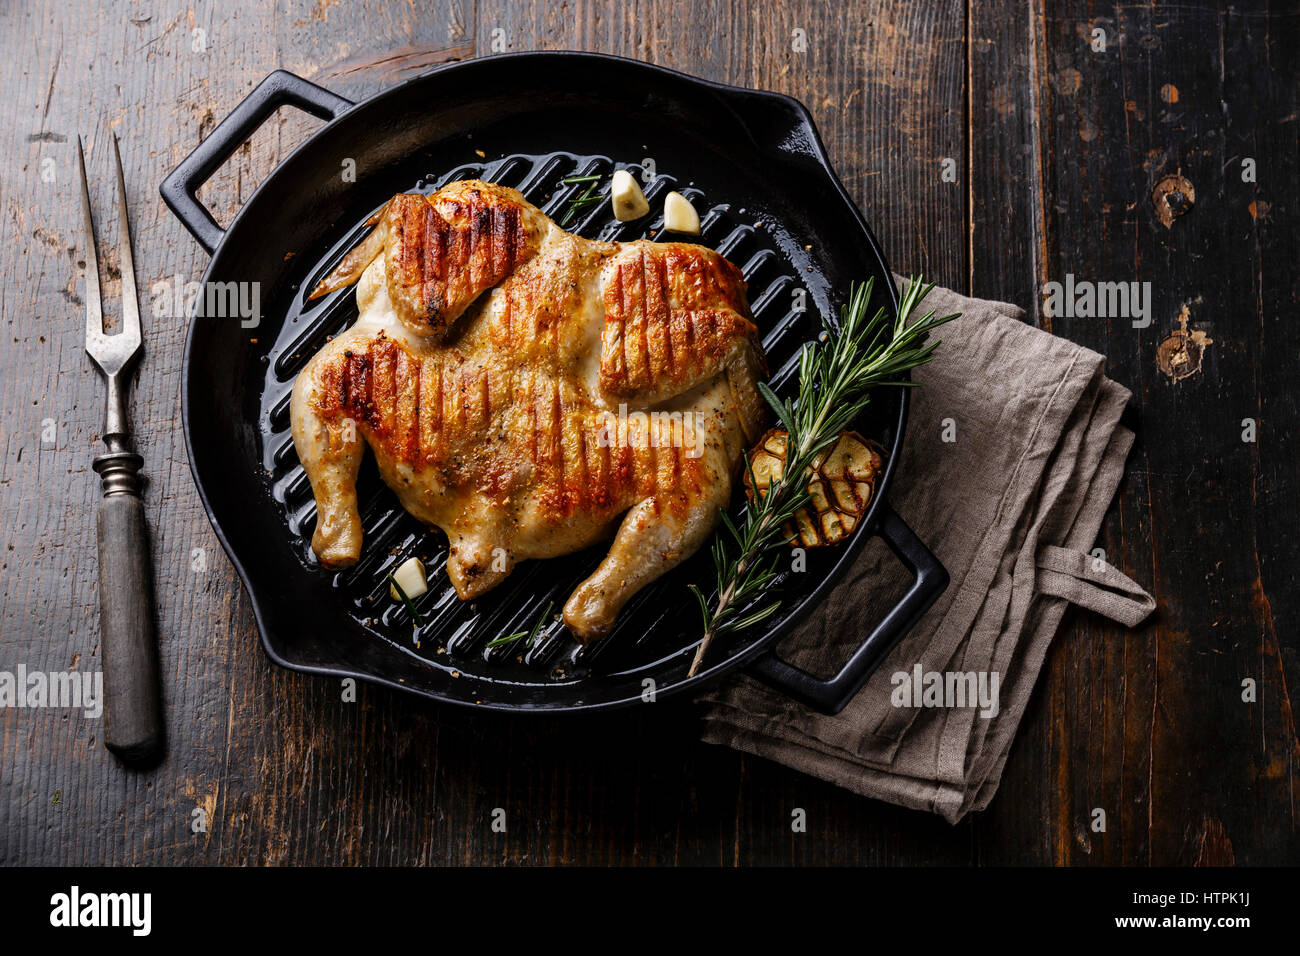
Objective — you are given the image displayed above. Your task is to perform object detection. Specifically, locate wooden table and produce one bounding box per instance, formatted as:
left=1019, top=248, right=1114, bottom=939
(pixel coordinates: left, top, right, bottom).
left=2, top=0, right=1295, bottom=866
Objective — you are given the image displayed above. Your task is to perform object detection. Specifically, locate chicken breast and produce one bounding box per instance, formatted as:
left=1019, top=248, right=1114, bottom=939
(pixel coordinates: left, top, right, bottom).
left=291, top=180, right=766, bottom=641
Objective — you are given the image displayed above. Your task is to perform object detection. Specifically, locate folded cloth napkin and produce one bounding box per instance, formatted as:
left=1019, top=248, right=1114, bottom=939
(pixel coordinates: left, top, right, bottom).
left=698, top=279, right=1155, bottom=823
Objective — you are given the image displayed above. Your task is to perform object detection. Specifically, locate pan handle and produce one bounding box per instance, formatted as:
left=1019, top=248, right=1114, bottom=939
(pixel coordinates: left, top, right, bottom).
left=160, top=70, right=354, bottom=254
left=744, top=503, right=949, bottom=714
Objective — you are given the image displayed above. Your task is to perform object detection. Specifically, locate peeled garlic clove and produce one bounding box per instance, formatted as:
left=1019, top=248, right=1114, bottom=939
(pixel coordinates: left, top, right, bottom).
left=663, top=190, right=701, bottom=234
left=389, top=556, right=428, bottom=600
left=610, top=169, right=650, bottom=221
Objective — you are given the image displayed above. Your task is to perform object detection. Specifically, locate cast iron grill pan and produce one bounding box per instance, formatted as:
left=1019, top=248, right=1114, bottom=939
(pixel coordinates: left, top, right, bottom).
left=161, top=55, right=949, bottom=714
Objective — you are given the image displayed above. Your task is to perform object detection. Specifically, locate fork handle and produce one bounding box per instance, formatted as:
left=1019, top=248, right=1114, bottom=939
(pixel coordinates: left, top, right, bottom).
left=93, top=451, right=165, bottom=767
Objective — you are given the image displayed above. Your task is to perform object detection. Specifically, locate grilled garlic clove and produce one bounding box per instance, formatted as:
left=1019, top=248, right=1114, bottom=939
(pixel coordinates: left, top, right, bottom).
left=663, top=191, right=701, bottom=234
left=610, top=169, right=650, bottom=221
left=389, top=556, right=428, bottom=600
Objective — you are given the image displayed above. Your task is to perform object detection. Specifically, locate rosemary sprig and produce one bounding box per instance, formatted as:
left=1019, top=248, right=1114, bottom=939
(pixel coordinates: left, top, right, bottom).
left=486, top=600, right=555, bottom=651
left=559, top=174, right=605, bottom=226
left=686, top=275, right=959, bottom=677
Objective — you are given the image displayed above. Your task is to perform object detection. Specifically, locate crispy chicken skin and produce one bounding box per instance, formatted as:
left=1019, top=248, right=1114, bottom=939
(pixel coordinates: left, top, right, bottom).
left=291, top=180, right=766, bottom=641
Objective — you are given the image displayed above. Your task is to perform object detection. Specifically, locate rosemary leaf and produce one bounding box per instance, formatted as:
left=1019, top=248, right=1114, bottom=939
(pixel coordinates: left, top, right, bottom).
left=485, top=630, right=528, bottom=649
left=559, top=174, right=606, bottom=227
left=487, top=600, right=554, bottom=652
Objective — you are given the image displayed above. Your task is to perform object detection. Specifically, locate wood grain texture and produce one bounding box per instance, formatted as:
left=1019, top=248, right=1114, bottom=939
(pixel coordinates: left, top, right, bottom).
left=0, top=0, right=1295, bottom=865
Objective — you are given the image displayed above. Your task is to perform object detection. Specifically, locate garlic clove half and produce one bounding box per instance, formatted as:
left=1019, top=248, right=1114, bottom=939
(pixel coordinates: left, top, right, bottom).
left=663, top=190, right=701, bottom=234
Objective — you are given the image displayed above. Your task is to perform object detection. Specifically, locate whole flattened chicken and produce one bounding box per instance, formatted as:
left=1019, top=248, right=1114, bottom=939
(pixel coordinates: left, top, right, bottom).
left=290, top=180, right=767, bottom=641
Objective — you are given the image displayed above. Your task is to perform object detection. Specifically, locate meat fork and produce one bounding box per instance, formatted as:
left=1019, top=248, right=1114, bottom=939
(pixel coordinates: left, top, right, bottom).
left=78, top=135, right=164, bottom=767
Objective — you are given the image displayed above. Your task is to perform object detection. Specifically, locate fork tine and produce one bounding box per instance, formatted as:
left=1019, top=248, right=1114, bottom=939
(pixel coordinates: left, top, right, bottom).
left=111, top=134, right=141, bottom=347
left=77, top=136, right=105, bottom=351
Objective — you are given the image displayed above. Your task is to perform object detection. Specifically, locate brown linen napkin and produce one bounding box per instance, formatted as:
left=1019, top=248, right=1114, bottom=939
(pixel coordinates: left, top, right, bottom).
left=698, top=279, right=1155, bottom=823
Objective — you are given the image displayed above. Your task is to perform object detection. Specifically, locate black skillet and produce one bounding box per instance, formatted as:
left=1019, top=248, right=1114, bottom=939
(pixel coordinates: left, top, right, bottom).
left=160, top=52, right=947, bottom=715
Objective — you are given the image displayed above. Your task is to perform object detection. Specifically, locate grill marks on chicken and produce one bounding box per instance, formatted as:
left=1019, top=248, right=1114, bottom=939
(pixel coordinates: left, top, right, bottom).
left=310, top=189, right=540, bottom=337
left=315, top=335, right=710, bottom=520
left=291, top=180, right=766, bottom=641
left=601, top=246, right=758, bottom=405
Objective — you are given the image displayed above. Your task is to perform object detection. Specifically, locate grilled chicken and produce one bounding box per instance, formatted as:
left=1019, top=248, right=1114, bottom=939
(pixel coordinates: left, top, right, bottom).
left=291, top=180, right=766, bottom=641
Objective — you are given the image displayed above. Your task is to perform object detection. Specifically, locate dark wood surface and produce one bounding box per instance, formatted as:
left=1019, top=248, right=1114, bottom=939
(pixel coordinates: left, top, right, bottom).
left=2, top=0, right=1296, bottom=865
